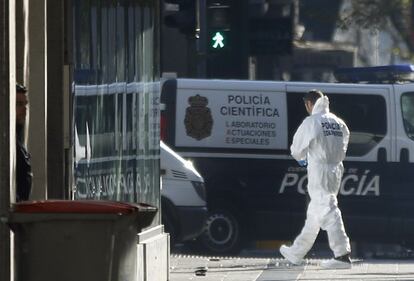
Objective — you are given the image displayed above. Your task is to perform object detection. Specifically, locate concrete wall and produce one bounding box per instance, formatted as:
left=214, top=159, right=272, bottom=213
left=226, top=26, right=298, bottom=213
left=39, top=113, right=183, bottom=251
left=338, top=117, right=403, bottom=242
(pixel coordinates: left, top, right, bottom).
left=137, top=226, right=169, bottom=281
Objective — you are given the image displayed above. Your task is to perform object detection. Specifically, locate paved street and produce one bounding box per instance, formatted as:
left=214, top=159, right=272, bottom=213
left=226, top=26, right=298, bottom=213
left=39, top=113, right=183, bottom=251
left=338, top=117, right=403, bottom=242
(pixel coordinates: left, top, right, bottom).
left=170, top=254, right=414, bottom=281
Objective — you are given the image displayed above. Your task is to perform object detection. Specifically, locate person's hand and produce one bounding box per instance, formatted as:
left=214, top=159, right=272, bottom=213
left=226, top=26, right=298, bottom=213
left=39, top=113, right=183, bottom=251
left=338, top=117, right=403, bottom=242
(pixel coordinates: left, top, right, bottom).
left=297, top=159, right=308, bottom=167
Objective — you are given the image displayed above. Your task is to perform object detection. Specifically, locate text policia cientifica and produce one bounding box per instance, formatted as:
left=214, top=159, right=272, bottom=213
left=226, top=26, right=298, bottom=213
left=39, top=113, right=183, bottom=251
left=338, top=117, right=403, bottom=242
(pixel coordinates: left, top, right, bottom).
left=220, top=94, right=280, bottom=117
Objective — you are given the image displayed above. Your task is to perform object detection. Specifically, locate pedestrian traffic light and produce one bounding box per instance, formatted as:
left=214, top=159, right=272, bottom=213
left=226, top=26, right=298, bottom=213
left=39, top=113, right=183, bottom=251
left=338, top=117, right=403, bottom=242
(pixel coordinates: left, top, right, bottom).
left=163, top=0, right=196, bottom=36
left=210, top=31, right=227, bottom=49
left=207, top=0, right=231, bottom=52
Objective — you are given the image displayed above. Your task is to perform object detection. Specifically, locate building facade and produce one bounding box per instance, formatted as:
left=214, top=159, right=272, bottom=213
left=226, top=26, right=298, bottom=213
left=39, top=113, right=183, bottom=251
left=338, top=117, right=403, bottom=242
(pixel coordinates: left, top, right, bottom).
left=1, top=0, right=167, bottom=280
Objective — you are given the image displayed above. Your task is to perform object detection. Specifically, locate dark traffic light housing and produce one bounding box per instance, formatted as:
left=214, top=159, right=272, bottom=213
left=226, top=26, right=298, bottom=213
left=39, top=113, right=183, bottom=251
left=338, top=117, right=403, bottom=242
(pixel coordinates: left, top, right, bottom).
left=206, top=0, right=231, bottom=52
left=163, top=0, right=197, bottom=36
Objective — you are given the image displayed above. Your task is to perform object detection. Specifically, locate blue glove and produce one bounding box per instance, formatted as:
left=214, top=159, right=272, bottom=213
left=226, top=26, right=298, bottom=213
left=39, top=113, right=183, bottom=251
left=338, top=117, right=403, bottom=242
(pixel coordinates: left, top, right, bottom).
left=297, top=159, right=308, bottom=167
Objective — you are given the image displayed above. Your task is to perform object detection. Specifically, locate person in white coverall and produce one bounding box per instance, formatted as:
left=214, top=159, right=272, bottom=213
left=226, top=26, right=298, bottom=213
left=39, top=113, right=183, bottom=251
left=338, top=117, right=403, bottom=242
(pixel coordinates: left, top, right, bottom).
left=279, top=90, right=352, bottom=269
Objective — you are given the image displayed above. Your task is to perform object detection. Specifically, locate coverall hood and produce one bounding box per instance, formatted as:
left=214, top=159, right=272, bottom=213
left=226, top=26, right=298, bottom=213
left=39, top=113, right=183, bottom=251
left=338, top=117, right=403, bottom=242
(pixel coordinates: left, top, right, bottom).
left=312, top=96, right=329, bottom=115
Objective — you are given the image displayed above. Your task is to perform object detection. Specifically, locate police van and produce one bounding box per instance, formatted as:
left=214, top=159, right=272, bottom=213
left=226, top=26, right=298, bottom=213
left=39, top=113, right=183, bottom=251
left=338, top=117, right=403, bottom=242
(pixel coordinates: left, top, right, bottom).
left=160, top=141, right=207, bottom=245
left=160, top=65, right=414, bottom=254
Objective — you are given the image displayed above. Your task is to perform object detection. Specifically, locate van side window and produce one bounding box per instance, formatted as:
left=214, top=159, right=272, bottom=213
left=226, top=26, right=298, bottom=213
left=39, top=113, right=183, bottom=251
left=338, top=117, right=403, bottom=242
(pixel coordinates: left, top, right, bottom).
left=329, top=94, right=387, bottom=157
left=287, top=93, right=387, bottom=157
left=401, top=92, right=414, bottom=139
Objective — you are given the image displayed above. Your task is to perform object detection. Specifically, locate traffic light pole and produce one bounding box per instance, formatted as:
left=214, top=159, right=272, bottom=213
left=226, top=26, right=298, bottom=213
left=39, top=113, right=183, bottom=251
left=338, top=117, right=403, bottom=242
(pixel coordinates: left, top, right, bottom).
left=196, top=0, right=207, bottom=77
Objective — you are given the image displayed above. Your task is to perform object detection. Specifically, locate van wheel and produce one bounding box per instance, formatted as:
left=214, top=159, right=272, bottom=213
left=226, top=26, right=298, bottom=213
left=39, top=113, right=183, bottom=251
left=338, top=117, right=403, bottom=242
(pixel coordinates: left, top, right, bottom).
left=163, top=213, right=178, bottom=247
left=198, top=208, right=241, bottom=255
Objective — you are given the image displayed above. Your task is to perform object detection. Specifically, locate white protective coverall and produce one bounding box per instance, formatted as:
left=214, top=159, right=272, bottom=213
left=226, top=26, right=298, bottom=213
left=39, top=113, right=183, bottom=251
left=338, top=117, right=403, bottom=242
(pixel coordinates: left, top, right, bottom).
left=289, top=95, right=351, bottom=259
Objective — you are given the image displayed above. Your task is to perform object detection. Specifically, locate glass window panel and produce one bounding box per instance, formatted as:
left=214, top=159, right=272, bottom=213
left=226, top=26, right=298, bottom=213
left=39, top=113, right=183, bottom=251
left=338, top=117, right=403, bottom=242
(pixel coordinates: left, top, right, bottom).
left=72, top=0, right=160, bottom=227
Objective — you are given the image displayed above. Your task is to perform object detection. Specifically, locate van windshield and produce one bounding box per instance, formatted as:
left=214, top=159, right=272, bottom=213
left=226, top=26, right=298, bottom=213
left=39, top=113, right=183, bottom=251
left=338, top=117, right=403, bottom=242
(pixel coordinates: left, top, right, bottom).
left=401, top=92, right=414, bottom=139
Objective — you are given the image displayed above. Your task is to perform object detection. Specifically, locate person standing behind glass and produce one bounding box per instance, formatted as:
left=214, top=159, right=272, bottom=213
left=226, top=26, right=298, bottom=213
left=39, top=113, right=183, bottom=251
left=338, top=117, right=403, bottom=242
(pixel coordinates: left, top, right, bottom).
left=15, top=83, right=32, bottom=202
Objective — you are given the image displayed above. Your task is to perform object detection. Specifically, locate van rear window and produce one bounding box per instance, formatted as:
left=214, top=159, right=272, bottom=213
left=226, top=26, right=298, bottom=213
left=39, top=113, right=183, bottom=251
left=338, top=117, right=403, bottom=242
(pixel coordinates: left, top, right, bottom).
left=401, top=92, right=414, bottom=140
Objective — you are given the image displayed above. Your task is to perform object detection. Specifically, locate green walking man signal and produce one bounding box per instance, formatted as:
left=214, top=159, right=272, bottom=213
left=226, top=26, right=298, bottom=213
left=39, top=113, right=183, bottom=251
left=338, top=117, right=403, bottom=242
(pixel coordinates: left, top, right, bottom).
left=212, top=32, right=225, bottom=49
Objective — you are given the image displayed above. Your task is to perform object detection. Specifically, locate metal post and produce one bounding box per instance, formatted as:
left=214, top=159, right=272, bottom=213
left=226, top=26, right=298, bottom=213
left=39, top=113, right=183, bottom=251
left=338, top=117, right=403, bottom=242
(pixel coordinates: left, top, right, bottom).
left=47, top=0, right=67, bottom=199
left=196, top=0, right=207, bottom=78
left=0, top=0, right=16, bottom=280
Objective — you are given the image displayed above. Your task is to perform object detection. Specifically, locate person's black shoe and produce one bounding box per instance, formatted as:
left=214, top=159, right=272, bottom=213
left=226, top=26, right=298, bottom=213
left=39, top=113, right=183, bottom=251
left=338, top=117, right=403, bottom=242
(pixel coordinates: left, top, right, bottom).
left=335, top=253, right=351, bottom=263
left=320, top=253, right=352, bottom=269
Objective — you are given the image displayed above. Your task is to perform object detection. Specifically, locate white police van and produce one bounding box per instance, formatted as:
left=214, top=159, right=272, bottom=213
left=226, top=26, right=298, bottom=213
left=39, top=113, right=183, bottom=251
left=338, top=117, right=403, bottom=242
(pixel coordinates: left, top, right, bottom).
left=161, top=65, right=414, bottom=254
left=160, top=141, right=207, bottom=245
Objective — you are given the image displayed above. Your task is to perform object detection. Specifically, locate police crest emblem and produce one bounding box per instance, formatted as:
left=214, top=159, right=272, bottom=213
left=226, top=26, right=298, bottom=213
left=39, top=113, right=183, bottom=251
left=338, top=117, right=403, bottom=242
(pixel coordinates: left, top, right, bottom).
left=184, top=94, right=213, bottom=140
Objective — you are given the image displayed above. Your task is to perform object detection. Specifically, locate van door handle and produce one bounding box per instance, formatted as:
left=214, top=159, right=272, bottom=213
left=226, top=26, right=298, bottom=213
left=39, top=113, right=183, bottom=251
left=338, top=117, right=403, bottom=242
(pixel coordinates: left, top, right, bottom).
left=400, top=148, right=409, bottom=163
left=377, top=147, right=386, bottom=162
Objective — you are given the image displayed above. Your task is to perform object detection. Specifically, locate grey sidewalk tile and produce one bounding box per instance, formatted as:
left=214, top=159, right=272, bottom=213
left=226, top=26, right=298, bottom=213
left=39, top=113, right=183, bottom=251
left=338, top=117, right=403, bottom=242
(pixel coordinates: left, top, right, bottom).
left=170, top=254, right=273, bottom=281
left=171, top=254, right=414, bottom=281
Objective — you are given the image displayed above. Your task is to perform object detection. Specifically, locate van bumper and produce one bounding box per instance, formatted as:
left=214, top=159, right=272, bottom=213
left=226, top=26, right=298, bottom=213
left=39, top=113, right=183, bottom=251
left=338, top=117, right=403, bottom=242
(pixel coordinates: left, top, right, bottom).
left=177, top=206, right=208, bottom=242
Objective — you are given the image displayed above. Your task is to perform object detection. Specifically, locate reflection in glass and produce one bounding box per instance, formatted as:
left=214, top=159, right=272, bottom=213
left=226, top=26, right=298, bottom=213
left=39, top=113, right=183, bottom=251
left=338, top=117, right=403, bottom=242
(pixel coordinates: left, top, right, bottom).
left=71, top=0, right=160, bottom=226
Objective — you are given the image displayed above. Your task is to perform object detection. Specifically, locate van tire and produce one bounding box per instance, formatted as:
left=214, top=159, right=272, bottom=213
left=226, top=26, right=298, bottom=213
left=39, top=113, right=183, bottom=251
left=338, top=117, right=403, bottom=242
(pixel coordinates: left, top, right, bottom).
left=198, top=207, right=242, bottom=255
left=163, top=213, right=178, bottom=246
left=161, top=197, right=179, bottom=246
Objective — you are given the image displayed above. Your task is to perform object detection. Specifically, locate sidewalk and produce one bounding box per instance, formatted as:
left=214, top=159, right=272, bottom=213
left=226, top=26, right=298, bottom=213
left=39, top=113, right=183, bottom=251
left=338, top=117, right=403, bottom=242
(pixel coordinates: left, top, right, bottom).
left=169, top=254, right=414, bottom=281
